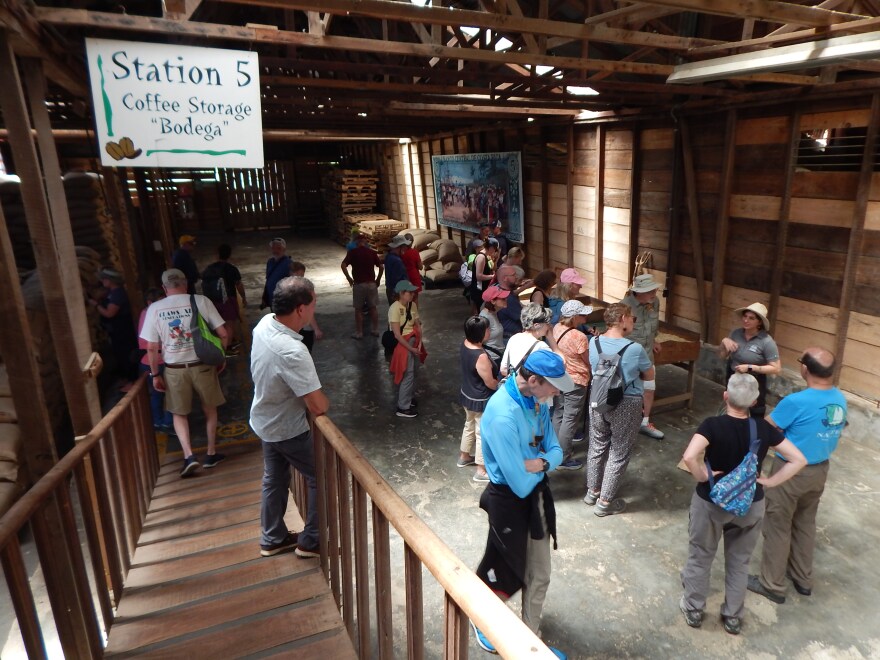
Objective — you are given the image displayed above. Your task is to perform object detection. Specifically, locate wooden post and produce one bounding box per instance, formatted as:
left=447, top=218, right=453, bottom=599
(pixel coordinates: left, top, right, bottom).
left=372, top=504, right=393, bottom=659
left=680, top=120, right=709, bottom=339
left=708, top=110, right=738, bottom=344
left=404, top=543, right=424, bottom=660
left=421, top=141, right=433, bottom=233
left=630, top=125, right=644, bottom=292
left=443, top=593, right=467, bottom=660
left=661, top=123, right=679, bottom=322
left=768, top=106, right=804, bottom=330
left=540, top=128, right=550, bottom=268
left=594, top=124, right=606, bottom=300
left=407, top=143, right=421, bottom=229
left=833, top=92, right=880, bottom=381
left=566, top=123, right=575, bottom=266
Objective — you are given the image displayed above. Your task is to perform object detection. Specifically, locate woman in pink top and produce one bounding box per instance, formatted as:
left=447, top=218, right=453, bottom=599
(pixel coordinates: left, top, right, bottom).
left=138, top=288, right=174, bottom=433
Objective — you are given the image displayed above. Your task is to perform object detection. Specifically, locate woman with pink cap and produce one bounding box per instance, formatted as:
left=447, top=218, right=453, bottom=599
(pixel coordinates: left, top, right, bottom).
left=719, top=302, right=781, bottom=417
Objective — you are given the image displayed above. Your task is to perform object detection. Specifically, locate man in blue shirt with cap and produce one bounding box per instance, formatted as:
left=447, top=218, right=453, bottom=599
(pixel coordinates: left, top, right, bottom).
left=471, top=350, right=573, bottom=659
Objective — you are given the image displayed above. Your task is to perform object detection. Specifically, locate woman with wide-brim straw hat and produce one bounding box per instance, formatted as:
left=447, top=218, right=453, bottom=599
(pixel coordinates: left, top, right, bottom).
left=718, top=302, right=781, bottom=417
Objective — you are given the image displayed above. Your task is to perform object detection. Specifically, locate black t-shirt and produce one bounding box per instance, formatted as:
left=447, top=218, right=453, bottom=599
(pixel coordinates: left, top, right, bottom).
left=695, top=414, right=783, bottom=503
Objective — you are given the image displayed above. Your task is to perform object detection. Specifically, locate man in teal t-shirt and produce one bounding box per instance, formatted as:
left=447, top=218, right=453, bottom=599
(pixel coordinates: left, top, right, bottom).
left=748, top=347, right=847, bottom=604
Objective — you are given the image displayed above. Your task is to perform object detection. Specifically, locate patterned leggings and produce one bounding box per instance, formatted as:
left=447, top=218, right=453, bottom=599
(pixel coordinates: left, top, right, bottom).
left=586, top=395, right=643, bottom=502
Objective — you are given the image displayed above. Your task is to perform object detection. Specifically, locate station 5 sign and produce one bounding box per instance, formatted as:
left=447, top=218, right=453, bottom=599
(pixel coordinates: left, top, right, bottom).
left=85, top=38, right=264, bottom=168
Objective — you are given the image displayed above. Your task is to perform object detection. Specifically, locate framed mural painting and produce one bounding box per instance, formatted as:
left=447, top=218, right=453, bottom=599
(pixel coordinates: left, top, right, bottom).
left=431, top=151, right=524, bottom=242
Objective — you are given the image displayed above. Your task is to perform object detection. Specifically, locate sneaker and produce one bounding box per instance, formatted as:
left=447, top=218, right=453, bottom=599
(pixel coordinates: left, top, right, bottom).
left=260, top=531, right=298, bottom=557
left=160, top=423, right=177, bottom=437
left=594, top=498, right=626, bottom=517
left=469, top=620, right=496, bottom=654
left=572, top=431, right=585, bottom=444
left=203, top=453, right=226, bottom=469
left=583, top=489, right=600, bottom=506
left=556, top=459, right=584, bottom=471
left=294, top=543, right=320, bottom=559
left=722, top=615, right=742, bottom=635
left=549, top=647, right=567, bottom=659
left=787, top=571, right=812, bottom=596
left=679, top=597, right=703, bottom=628
left=396, top=407, right=418, bottom=418
left=457, top=457, right=477, bottom=468
left=640, top=422, right=665, bottom=440
left=747, top=575, right=785, bottom=604
left=472, top=471, right=490, bottom=483
left=180, top=456, right=200, bottom=477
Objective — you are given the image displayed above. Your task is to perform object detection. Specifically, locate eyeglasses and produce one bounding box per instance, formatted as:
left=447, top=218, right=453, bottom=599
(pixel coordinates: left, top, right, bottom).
left=797, top=356, right=805, bottom=364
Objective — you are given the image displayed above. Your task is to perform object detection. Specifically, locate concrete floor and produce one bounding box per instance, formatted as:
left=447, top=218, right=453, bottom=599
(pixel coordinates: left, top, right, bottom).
left=205, top=230, right=878, bottom=660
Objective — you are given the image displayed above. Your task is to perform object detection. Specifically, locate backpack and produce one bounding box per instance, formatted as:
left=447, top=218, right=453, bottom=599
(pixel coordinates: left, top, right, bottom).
left=201, top=263, right=228, bottom=305
left=382, top=303, right=413, bottom=359
left=459, top=254, right=477, bottom=287
left=189, top=294, right=226, bottom=366
left=705, top=418, right=760, bottom=516
left=589, top=337, right=633, bottom=413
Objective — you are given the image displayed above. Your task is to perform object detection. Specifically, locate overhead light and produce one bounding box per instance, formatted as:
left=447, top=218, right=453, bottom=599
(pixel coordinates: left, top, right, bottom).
left=358, top=112, right=368, bottom=117
left=399, top=138, right=412, bottom=144
left=576, top=110, right=602, bottom=120
left=668, top=31, right=880, bottom=84
left=410, top=0, right=429, bottom=5
left=567, top=86, right=599, bottom=96
left=527, top=117, right=534, bottom=122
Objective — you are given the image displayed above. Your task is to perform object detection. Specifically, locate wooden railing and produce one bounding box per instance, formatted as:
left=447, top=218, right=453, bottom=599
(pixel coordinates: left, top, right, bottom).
left=309, top=415, right=557, bottom=660
left=0, top=375, right=157, bottom=659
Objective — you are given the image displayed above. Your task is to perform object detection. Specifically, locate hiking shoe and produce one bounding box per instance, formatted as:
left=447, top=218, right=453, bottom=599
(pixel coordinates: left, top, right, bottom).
left=640, top=422, right=665, bottom=440
left=594, top=498, right=626, bottom=517
left=583, top=490, right=600, bottom=506
left=469, top=620, right=496, bottom=654
left=260, top=531, right=298, bottom=557
left=457, top=457, right=477, bottom=468
left=556, top=459, right=584, bottom=471
left=679, top=597, right=703, bottom=628
left=472, top=471, right=490, bottom=483
left=203, top=453, right=226, bottom=469
left=722, top=615, right=742, bottom=635
left=747, top=575, right=785, bottom=604
left=396, top=407, right=418, bottom=418
left=180, top=456, right=200, bottom=477
left=572, top=431, right=585, bottom=444
left=294, top=543, right=320, bottom=559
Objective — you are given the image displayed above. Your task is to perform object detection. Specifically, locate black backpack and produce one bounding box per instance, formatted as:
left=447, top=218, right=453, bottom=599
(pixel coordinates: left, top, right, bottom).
left=589, top=337, right=633, bottom=413
left=201, top=263, right=228, bottom=305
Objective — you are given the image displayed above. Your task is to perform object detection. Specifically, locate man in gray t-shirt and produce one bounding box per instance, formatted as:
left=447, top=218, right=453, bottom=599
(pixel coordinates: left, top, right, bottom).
left=250, top=276, right=329, bottom=558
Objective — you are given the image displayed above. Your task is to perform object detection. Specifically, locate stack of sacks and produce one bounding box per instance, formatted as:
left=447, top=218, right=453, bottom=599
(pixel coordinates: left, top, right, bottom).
left=0, top=364, right=26, bottom=516
left=62, top=172, right=124, bottom=273
left=397, top=230, right=464, bottom=285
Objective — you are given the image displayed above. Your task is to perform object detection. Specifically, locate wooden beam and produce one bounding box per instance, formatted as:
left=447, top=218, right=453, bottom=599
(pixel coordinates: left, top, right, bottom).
left=37, top=8, right=677, bottom=78
left=629, top=125, right=643, bottom=301
left=767, top=106, right=802, bottom=331
left=669, top=31, right=880, bottom=84
left=566, top=123, right=574, bottom=266
left=540, top=129, right=550, bottom=269
left=689, top=14, right=880, bottom=55
left=833, top=92, right=880, bottom=381
left=708, top=110, right=737, bottom=345
left=637, top=0, right=865, bottom=27
left=679, top=120, right=708, bottom=339
left=766, top=0, right=851, bottom=36
left=163, top=0, right=203, bottom=20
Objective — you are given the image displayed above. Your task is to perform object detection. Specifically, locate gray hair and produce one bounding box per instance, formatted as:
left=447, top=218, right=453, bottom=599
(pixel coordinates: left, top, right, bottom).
left=520, top=302, right=552, bottom=329
left=726, top=373, right=760, bottom=409
left=512, top=265, right=525, bottom=280
left=161, top=268, right=187, bottom=289
left=496, top=264, right=516, bottom=278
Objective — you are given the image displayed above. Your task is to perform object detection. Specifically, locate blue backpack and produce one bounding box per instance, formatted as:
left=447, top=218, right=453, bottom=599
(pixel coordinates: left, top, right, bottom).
left=705, top=418, right=760, bottom=517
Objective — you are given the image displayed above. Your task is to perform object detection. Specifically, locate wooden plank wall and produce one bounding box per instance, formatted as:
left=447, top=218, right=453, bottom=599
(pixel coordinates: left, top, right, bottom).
left=378, top=98, right=880, bottom=402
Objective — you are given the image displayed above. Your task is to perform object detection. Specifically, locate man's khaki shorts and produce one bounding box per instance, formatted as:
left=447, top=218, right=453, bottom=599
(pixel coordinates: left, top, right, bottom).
left=163, top=363, right=226, bottom=415
left=352, top=282, right=378, bottom=310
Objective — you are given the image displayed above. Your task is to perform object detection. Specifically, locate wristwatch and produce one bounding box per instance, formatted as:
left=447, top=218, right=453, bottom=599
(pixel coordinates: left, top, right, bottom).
left=748, top=365, right=754, bottom=373
left=541, top=458, right=550, bottom=473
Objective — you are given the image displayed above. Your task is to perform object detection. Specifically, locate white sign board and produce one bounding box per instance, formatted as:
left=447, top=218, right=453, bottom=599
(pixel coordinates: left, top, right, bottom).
left=85, top=38, right=264, bottom=168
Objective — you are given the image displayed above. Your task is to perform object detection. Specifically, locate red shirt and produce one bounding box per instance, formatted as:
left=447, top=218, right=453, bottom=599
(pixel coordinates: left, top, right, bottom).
left=343, top=246, right=382, bottom=283
left=401, top=247, right=423, bottom=291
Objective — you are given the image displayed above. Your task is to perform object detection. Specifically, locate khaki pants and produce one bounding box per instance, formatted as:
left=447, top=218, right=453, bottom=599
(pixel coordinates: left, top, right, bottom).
left=521, top=491, right=551, bottom=634
left=459, top=408, right=485, bottom=465
left=759, top=456, right=830, bottom=593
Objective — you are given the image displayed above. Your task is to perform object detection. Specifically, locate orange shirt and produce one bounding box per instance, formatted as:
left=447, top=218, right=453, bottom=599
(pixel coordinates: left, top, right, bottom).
left=552, top=324, right=590, bottom=387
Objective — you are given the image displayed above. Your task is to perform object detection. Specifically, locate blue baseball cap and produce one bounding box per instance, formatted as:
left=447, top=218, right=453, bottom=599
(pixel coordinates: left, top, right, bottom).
left=523, top=351, right=575, bottom=393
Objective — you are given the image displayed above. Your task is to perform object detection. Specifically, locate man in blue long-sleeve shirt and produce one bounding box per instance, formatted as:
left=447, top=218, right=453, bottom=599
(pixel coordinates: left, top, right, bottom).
left=471, top=351, right=574, bottom=659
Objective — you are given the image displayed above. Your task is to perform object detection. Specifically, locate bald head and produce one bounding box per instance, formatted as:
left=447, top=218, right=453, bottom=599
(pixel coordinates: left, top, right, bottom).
left=801, top=347, right=835, bottom=380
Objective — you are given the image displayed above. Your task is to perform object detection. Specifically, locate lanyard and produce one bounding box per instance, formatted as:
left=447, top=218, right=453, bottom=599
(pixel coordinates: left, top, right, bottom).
left=505, top=376, right=542, bottom=447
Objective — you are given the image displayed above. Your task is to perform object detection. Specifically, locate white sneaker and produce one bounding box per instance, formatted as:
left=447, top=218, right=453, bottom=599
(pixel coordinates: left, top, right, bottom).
left=640, top=422, right=664, bottom=440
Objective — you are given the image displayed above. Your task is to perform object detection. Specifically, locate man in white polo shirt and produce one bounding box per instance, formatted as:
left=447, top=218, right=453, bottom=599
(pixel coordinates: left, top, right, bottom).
left=141, top=268, right=228, bottom=477
left=250, top=276, right=329, bottom=558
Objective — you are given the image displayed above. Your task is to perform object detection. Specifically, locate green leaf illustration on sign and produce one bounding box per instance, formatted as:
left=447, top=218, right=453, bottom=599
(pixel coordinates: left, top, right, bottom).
left=97, top=54, right=114, bottom=137
left=146, top=149, right=247, bottom=156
